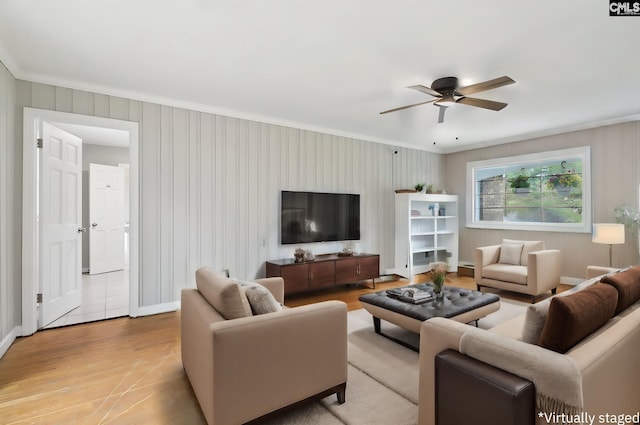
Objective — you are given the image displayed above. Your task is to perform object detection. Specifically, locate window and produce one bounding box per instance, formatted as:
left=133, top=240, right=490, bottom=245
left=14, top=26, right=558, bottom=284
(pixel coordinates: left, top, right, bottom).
left=466, top=147, right=591, bottom=232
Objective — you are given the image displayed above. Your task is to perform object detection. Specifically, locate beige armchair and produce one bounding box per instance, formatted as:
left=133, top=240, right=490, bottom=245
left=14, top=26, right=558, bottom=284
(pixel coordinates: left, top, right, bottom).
left=181, top=268, right=347, bottom=425
left=474, top=240, right=561, bottom=302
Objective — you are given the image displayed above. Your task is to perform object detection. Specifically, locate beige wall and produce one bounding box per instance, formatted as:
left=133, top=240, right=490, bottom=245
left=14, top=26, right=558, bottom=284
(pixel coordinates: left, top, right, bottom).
left=12, top=78, right=444, bottom=309
left=445, top=122, right=640, bottom=279
left=0, top=61, right=19, bottom=347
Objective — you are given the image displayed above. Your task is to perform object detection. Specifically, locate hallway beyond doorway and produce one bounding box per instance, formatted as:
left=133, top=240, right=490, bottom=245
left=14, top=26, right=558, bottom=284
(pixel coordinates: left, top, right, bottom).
left=44, top=270, right=129, bottom=329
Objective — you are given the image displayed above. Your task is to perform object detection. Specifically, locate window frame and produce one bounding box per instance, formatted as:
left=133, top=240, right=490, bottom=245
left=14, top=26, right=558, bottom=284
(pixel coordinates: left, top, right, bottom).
left=466, top=146, right=592, bottom=233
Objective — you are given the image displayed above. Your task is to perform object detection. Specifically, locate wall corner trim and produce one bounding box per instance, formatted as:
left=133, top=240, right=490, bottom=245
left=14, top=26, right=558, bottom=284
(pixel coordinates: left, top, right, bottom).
left=0, top=326, right=21, bottom=360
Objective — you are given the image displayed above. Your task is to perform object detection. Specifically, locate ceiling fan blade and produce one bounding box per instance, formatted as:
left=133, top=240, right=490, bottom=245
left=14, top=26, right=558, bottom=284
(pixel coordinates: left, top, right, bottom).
left=380, top=99, right=437, bottom=114
left=407, top=84, right=442, bottom=97
left=436, top=105, right=448, bottom=124
left=456, top=97, right=508, bottom=111
left=456, top=76, right=515, bottom=96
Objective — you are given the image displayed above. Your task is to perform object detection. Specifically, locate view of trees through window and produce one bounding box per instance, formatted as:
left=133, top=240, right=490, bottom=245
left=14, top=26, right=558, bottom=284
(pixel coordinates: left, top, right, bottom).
left=475, top=157, right=584, bottom=224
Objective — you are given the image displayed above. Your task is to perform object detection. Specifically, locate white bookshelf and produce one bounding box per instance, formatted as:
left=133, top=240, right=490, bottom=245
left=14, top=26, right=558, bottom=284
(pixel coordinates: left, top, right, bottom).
left=394, top=193, right=459, bottom=279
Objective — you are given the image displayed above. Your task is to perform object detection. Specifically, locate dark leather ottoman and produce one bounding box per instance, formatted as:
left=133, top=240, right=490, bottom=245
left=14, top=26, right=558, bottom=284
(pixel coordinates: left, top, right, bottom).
left=359, top=284, right=500, bottom=349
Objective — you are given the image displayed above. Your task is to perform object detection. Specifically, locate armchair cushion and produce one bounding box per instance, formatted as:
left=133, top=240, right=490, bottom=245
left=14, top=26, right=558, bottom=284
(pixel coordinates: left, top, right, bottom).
left=499, top=241, right=523, bottom=265
left=195, top=268, right=252, bottom=319
left=483, top=264, right=528, bottom=285
left=601, top=265, right=640, bottom=315
left=538, top=284, right=618, bottom=353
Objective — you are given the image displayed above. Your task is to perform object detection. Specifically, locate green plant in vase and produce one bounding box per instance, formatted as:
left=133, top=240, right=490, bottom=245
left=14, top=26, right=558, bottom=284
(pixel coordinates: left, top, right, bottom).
left=414, top=183, right=425, bottom=193
left=429, top=261, right=449, bottom=300
left=614, top=205, right=640, bottom=234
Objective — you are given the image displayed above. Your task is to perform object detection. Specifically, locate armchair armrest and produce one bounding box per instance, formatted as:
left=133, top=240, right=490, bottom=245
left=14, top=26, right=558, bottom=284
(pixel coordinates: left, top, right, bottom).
left=527, top=249, right=561, bottom=294
left=255, top=277, right=285, bottom=304
left=474, top=245, right=501, bottom=285
left=211, top=301, right=347, bottom=424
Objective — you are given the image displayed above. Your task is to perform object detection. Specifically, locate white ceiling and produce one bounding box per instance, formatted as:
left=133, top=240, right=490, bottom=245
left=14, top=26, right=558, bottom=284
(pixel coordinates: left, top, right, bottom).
left=1, top=0, right=639, bottom=153
left=54, top=122, right=130, bottom=148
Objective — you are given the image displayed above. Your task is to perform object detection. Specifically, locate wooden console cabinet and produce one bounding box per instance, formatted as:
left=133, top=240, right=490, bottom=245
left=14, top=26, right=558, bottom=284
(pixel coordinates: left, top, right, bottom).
left=266, top=253, right=380, bottom=295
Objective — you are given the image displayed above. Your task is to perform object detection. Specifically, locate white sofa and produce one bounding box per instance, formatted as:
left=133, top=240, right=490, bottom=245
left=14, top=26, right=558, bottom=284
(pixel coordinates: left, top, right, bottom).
left=419, top=266, right=640, bottom=425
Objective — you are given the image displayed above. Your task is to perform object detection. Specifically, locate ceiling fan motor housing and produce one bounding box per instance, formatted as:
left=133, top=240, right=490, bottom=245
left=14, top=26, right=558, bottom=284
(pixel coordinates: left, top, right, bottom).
left=431, top=77, right=459, bottom=95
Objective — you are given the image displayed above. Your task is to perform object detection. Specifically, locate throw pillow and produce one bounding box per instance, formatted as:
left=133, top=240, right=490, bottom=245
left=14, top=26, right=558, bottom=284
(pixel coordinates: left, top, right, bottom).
left=195, top=268, right=253, bottom=319
left=520, top=241, right=544, bottom=266
left=238, top=281, right=283, bottom=315
left=601, top=265, right=640, bottom=315
left=537, top=284, right=618, bottom=353
left=520, top=299, right=551, bottom=344
left=520, top=273, right=606, bottom=344
left=499, top=241, right=524, bottom=265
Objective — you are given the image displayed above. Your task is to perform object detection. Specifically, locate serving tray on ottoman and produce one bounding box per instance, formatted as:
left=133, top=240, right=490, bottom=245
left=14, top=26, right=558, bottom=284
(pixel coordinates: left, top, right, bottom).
left=358, top=284, right=500, bottom=351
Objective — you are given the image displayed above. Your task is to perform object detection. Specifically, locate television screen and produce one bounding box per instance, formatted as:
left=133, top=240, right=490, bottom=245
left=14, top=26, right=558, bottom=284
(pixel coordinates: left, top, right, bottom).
left=281, top=191, right=360, bottom=244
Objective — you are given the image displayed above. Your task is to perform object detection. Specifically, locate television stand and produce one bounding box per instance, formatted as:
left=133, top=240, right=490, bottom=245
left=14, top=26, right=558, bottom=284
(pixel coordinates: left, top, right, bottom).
left=266, top=253, right=380, bottom=295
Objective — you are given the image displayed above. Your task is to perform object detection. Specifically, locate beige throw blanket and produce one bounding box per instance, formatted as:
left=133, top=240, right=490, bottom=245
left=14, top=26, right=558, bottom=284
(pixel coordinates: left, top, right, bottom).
left=460, top=330, right=583, bottom=415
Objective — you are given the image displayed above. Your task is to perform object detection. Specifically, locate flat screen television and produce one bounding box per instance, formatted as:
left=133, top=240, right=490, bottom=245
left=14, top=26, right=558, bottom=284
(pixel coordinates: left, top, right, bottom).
left=280, top=191, right=360, bottom=244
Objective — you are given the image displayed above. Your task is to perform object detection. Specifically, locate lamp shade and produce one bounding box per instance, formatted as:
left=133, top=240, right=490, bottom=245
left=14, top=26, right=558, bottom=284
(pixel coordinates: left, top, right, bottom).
left=592, top=223, right=625, bottom=245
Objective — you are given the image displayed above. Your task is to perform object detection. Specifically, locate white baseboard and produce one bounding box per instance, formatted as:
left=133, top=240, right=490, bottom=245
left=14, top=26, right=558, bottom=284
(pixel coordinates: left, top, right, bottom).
left=561, top=276, right=583, bottom=286
left=0, top=326, right=21, bottom=359
left=133, top=301, right=180, bottom=318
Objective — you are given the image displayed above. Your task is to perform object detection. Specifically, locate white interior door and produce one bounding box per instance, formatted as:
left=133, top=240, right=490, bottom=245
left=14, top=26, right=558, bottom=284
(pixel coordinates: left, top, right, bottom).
left=89, top=163, right=125, bottom=275
left=40, top=122, right=83, bottom=327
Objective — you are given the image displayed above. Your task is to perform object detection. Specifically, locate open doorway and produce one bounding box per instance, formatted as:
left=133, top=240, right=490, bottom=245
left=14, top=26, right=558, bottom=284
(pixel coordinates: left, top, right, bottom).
left=46, top=136, right=131, bottom=328
left=22, top=108, right=139, bottom=335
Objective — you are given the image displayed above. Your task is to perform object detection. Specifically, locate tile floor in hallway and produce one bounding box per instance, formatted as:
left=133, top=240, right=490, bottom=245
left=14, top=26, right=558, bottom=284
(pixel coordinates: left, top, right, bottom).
left=44, top=270, right=130, bottom=329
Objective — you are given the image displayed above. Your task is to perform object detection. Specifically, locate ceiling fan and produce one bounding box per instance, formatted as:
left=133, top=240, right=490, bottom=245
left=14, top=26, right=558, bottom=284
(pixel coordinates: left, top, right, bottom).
left=380, top=75, right=515, bottom=123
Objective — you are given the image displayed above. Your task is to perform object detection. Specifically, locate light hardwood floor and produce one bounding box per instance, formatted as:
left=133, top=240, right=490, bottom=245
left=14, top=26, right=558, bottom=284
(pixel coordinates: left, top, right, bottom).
left=0, top=274, right=568, bottom=424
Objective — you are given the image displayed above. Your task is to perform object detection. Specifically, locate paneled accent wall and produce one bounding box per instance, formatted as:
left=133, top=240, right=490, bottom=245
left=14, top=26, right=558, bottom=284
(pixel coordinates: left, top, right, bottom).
left=446, top=121, right=640, bottom=279
left=13, top=80, right=443, bottom=307
left=0, top=62, right=19, bottom=349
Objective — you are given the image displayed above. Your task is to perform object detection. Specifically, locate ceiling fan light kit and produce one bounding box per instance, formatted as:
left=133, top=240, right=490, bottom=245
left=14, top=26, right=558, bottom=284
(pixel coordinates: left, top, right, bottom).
left=381, top=75, right=515, bottom=123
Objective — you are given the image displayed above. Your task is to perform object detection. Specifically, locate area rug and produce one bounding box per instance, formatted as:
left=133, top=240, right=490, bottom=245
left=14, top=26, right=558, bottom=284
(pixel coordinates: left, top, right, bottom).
left=264, top=298, right=528, bottom=425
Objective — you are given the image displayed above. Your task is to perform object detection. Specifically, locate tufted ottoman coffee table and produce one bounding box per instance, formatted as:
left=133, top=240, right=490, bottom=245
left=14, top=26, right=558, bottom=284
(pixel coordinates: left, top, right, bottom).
left=358, top=284, right=500, bottom=351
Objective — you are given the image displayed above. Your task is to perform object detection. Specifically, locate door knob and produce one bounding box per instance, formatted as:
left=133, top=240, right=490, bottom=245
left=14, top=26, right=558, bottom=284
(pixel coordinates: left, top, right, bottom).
left=91, top=223, right=98, bottom=227
left=78, top=227, right=86, bottom=233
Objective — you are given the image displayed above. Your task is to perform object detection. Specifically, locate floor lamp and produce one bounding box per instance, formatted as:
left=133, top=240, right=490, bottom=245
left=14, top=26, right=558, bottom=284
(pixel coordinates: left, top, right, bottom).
left=592, top=223, right=625, bottom=267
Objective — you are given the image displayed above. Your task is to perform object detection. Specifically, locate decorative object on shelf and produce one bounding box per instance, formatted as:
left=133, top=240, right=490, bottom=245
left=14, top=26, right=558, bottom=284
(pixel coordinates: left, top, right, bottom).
left=414, top=183, right=425, bottom=193
left=339, top=243, right=354, bottom=257
left=294, top=248, right=306, bottom=263
left=303, top=249, right=315, bottom=262
left=592, top=223, right=625, bottom=267
left=426, top=184, right=434, bottom=194
left=546, top=160, right=581, bottom=196
left=430, top=261, right=449, bottom=300
left=510, top=168, right=531, bottom=193
left=294, top=248, right=316, bottom=262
